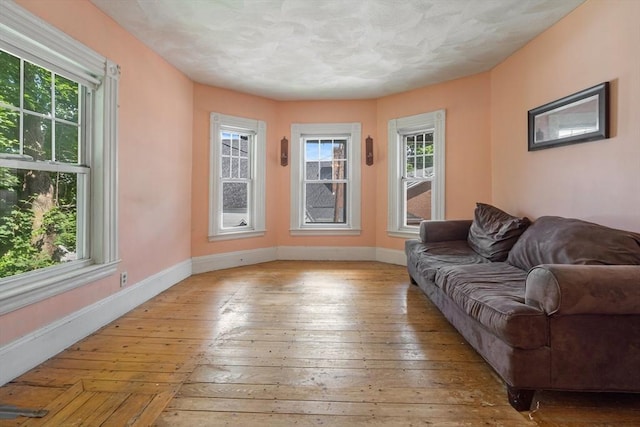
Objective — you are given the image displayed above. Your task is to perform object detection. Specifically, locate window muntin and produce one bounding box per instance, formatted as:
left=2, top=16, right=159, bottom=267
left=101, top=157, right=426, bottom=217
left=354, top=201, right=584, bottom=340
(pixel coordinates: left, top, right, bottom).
left=209, top=113, right=265, bottom=241
left=388, top=110, right=445, bottom=237
left=303, top=137, right=347, bottom=224
left=0, top=49, right=89, bottom=279
left=290, top=122, right=361, bottom=235
left=403, top=131, right=434, bottom=225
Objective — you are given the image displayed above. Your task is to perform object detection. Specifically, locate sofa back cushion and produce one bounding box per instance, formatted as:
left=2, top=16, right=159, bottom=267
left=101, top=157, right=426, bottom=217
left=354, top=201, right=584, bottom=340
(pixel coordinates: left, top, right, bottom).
left=467, top=203, right=531, bottom=261
left=507, top=216, right=640, bottom=270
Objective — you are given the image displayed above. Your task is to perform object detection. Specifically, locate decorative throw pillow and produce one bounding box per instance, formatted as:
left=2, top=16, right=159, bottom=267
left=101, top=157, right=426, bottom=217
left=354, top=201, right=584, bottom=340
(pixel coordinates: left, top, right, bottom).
left=467, top=203, right=531, bottom=261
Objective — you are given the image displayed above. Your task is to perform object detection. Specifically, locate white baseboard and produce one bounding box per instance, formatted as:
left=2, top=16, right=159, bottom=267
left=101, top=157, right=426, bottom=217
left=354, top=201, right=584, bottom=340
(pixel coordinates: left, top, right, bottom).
left=0, top=259, right=192, bottom=386
left=375, top=247, right=407, bottom=266
left=192, top=246, right=406, bottom=273
left=277, top=245, right=377, bottom=261
left=191, top=247, right=278, bottom=274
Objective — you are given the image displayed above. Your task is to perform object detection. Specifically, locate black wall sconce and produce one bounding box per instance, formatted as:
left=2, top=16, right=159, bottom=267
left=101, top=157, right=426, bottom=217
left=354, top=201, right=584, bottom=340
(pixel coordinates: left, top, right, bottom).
left=280, top=136, right=288, bottom=166
left=365, top=135, right=374, bottom=166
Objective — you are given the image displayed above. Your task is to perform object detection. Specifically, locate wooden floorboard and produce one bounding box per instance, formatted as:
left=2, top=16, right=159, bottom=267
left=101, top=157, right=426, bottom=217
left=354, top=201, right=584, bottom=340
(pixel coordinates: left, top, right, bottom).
left=1, top=260, right=639, bottom=426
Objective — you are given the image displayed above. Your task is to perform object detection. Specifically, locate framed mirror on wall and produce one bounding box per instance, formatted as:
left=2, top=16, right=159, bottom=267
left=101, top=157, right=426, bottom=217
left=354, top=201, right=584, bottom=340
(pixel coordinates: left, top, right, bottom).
left=528, top=82, right=609, bottom=151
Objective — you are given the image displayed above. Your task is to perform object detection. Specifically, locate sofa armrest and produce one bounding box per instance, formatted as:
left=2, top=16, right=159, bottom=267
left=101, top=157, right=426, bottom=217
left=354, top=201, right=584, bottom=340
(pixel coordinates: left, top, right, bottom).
left=525, top=264, right=640, bottom=315
left=419, top=220, right=472, bottom=243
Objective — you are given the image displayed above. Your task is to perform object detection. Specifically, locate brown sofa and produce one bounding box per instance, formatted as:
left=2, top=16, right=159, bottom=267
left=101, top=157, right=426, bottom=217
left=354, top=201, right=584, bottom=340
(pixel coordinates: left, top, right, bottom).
left=405, top=204, right=640, bottom=410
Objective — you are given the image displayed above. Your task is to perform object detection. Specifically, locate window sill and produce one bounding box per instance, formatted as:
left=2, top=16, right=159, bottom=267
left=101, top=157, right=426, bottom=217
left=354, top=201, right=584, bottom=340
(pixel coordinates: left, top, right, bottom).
left=290, top=228, right=361, bottom=236
left=209, top=229, right=266, bottom=242
left=387, top=229, right=420, bottom=239
left=0, top=260, right=119, bottom=315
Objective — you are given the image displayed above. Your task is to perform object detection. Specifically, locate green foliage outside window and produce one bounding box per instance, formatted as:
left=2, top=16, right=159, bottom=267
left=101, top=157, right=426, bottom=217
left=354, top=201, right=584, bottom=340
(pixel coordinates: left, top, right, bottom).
left=0, top=49, right=80, bottom=279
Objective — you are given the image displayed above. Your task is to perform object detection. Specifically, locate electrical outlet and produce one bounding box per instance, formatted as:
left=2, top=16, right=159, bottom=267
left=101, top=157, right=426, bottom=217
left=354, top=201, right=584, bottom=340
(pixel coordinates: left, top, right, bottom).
left=120, top=271, right=128, bottom=287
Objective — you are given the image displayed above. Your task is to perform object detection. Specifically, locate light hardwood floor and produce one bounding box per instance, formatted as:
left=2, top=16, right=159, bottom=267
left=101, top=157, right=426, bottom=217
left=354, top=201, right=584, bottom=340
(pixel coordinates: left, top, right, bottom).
left=1, top=261, right=639, bottom=426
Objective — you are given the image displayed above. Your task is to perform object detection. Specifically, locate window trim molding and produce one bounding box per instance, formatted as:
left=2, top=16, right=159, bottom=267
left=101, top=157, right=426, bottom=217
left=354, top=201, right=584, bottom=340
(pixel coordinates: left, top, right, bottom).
left=290, top=122, right=361, bottom=236
left=0, top=1, right=119, bottom=315
left=208, top=112, right=266, bottom=241
left=387, top=110, right=445, bottom=238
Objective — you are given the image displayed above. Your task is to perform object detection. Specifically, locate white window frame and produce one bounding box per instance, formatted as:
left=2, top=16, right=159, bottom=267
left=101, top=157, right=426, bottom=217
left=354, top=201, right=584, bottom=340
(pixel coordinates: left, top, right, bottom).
left=209, top=113, right=266, bottom=241
left=0, top=1, right=119, bottom=315
left=290, top=122, right=361, bottom=235
left=388, top=110, right=445, bottom=238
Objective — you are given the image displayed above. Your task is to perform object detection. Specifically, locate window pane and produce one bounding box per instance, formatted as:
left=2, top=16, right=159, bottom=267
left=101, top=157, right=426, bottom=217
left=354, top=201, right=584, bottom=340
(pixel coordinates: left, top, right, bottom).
left=24, top=62, right=52, bottom=114
left=0, top=50, right=20, bottom=107
left=222, top=181, right=248, bottom=228
left=319, top=161, right=332, bottom=180
left=306, top=140, right=319, bottom=160
left=333, top=139, right=347, bottom=159
left=55, top=75, right=79, bottom=123
left=231, top=157, right=238, bottom=178
left=305, top=161, right=318, bottom=180
left=405, top=180, right=432, bottom=225
left=23, top=113, right=52, bottom=160
left=305, top=182, right=346, bottom=223
left=0, top=107, right=20, bottom=155
left=0, top=167, right=79, bottom=278
left=55, top=122, right=79, bottom=163
left=405, top=156, right=416, bottom=178
left=240, top=136, right=248, bottom=157
left=239, top=158, right=248, bottom=179
left=231, top=134, right=239, bottom=156
left=221, top=156, right=230, bottom=178
left=320, top=140, right=333, bottom=160
left=221, top=133, right=231, bottom=155
left=333, top=160, right=346, bottom=179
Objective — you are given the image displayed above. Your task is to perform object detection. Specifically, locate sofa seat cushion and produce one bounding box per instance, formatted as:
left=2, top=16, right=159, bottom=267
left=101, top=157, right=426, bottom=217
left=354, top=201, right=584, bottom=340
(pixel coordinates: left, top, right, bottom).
left=405, top=239, right=489, bottom=283
left=435, top=263, right=548, bottom=349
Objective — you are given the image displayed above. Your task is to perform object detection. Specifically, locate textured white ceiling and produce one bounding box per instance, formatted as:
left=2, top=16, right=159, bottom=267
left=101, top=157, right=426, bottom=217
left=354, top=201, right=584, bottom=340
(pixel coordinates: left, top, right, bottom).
left=91, top=0, right=584, bottom=100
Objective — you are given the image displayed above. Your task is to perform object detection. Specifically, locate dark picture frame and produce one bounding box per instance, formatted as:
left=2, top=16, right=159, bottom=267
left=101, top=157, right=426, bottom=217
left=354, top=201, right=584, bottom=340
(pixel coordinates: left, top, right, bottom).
left=528, top=82, right=609, bottom=151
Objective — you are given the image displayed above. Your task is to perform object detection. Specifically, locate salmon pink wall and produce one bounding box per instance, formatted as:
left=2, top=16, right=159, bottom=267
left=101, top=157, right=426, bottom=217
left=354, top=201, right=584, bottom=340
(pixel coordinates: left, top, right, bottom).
left=191, top=84, right=278, bottom=256
left=0, top=0, right=194, bottom=345
left=376, top=73, right=493, bottom=250
left=491, top=0, right=640, bottom=232
left=276, top=100, right=378, bottom=248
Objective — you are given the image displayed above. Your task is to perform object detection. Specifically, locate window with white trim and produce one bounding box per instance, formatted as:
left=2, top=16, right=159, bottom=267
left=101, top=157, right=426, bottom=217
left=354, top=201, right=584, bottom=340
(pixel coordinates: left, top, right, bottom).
left=290, top=123, right=361, bottom=235
left=0, top=2, right=119, bottom=314
left=209, top=113, right=265, bottom=240
left=388, top=110, right=445, bottom=237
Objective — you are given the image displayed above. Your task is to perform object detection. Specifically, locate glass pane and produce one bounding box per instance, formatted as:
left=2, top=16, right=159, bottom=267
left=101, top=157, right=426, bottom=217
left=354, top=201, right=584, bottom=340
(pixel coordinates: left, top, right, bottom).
left=240, top=135, right=248, bottom=158
left=23, top=113, right=52, bottom=160
left=305, top=140, right=319, bottom=160
left=0, top=167, right=79, bottom=278
left=405, top=156, right=416, bottom=178
left=55, top=122, right=79, bottom=163
left=221, top=133, right=231, bottom=155
left=320, top=140, right=333, bottom=160
left=24, top=62, right=52, bottom=114
left=221, top=156, right=230, bottom=178
left=231, top=158, right=238, bottom=178
left=239, top=158, right=249, bottom=179
left=0, top=50, right=21, bottom=107
left=333, top=139, right=347, bottom=159
left=405, top=180, right=432, bottom=225
left=305, top=161, right=318, bottom=180
left=305, top=182, right=346, bottom=224
left=319, top=161, right=332, bottom=180
left=55, top=75, right=79, bottom=123
left=231, top=134, right=239, bottom=156
left=0, top=107, right=20, bottom=155
left=333, top=160, right=346, bottom=179
left=222, top=181, right=248, bottom=228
